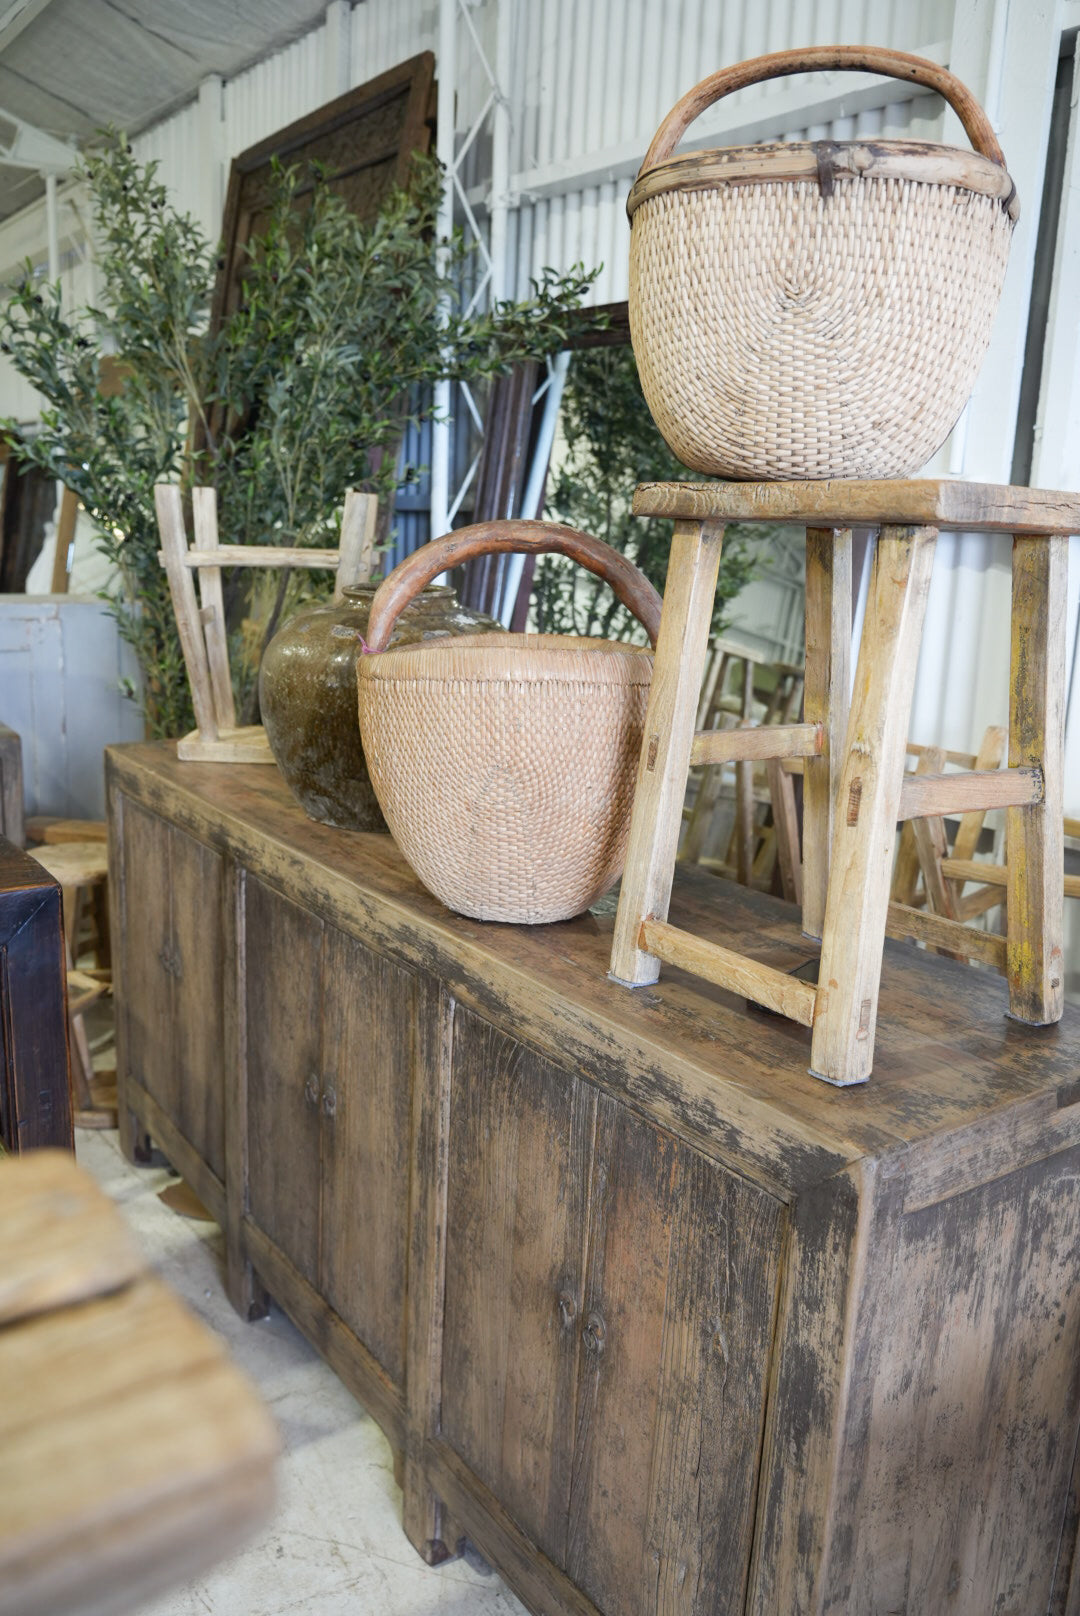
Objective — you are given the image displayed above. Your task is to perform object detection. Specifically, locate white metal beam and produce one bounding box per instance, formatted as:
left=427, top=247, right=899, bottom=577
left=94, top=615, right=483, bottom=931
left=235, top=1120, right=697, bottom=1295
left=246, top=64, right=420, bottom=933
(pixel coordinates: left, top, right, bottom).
left=0, top=0, right=56, bottom=56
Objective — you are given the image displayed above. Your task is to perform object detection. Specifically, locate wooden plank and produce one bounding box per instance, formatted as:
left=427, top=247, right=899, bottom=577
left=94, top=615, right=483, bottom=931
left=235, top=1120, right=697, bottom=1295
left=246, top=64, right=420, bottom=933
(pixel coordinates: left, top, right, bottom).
left=48, top=486, right=78, bottom=595
left=154, top=485, right=219, bottom=742
left=223, top=860, right=268, bottom=1323
left=0, top=724, right=24, bottom=848
left=161, top=822, right=226, bottom=1182
left=898, top=765, right=1042, bottom=819
left=0, top=1152, right=141, bottom=1325
left=748, top=1169, right=864, bottom=1614
left=441, top=1008, right=594, bottom=1568
left=176, top=725, right=275, bottom=764
left=690, top=721, right=821, bottom=766
left=951, top=725, right=1009, bottom=862
left=640, top=919, right=817, bottom=1026
left=191, top=487, right=237, bottom=732
left=802, top=527, right=851, bottom=940
left=124, top=1078, right=227, bottom=1229
left=822, top=1149, right=1080, bottom=1616
left=567, top=1100, right=783, bottom=1615
left=633, top=480, right=1080, bottom=534
left=242, top=1218, right=404, bottom=1454
left=811, top=526, right=938, bottom=1085
left=768, top=758, right=803, bottom=906
left=172, top=544, right=342, bottom=570
left=116, top=799, right=177, bottom=1148
left=404, top=980, right=460, bottom=1565
left=892, top=747, right=944, bottom=907
left=0, top=1274, right=278, bottom=1616
left=1008, top=535, right=1067, bottom=1024
left=885, top=902, right=1007, bottom=969
left=334, top=489, right=379, bottom=599
left=425, top=1439, right=601, bottom=1616
left=320, top=931, right=413, bottom=1386
left=244, top=877, right=323, bottom=1288
left=943, top=856, right=1080, bottom=901
left=610, top=520, right=725, bottom=985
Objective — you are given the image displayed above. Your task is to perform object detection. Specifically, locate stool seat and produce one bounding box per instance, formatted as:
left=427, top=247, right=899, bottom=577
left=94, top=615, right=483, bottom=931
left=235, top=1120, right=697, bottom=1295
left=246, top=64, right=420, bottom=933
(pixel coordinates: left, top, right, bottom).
left=610, top=478, right=1080, bottom=1085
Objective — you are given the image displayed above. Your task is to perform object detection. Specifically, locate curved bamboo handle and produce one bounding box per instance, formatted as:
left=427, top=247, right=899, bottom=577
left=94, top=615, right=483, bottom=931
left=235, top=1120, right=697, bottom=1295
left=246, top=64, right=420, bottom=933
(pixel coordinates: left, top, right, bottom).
left=364, top=520, right=664, bottom=653
left=641, top=46, right=1007, bottom=175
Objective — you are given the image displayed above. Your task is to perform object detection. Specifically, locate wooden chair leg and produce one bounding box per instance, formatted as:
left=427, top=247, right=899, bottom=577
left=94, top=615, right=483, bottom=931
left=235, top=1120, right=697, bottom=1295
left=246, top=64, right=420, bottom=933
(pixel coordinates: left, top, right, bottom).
left=610, top=520, right=725, bottom=986
left=892, top=745, right=945, bottom=907
left=767, top=759, right=802, bottom=906
left=680, top=715, right=736, bottom=865
left=802, top=527, right=852, bottom=939
left=810, top=525, right=937, bottom=1085
left=1007, top=535, right=1066, bottom=1024
left=734, top=720, right=756, bottom=885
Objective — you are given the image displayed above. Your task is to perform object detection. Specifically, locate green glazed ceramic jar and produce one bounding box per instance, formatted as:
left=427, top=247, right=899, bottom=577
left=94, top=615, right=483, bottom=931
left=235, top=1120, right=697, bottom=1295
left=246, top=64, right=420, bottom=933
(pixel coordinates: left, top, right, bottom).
left=259, top=582, right=499, bottom=831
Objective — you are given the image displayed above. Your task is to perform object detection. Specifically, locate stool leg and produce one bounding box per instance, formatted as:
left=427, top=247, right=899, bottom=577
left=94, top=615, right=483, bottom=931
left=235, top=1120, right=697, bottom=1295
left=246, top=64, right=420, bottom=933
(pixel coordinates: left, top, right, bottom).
left=610, top=519, right=725, bottom=986
left=810, top=525, right=937, bottom=1085
left=1007, top=534, right=1066, bottom=1024
left=802, top=527, right=852, bottom=939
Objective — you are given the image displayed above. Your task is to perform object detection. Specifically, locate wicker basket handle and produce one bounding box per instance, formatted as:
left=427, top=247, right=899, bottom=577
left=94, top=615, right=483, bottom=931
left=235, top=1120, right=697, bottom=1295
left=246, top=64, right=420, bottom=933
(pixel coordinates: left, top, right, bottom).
left=364, top=520, right=664, bottom=653
left=640, top=45, right=1007, bottom=174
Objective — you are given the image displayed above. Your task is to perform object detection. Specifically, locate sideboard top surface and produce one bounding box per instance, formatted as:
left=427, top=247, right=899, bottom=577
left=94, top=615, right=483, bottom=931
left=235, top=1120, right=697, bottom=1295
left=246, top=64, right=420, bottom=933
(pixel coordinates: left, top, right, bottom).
left=107, top=742, right=1080, bottom=1200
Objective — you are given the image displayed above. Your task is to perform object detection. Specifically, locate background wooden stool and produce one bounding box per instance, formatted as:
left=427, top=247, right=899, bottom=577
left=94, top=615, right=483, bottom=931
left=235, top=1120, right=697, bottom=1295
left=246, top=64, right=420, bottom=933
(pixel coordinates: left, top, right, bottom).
left=610, top=479, right=1080, bottom=1085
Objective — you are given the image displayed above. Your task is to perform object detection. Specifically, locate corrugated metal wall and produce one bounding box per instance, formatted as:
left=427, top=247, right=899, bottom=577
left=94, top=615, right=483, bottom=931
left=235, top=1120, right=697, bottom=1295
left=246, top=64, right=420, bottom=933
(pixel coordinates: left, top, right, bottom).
left=499, top=0, right=955, bottom=301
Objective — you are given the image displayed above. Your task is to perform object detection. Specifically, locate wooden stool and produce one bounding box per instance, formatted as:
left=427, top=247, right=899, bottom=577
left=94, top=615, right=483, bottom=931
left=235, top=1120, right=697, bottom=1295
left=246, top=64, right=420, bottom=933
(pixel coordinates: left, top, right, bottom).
left=32, top=838, right=115, bottom=1127
left=610, top=479, right=1080, bottom=1085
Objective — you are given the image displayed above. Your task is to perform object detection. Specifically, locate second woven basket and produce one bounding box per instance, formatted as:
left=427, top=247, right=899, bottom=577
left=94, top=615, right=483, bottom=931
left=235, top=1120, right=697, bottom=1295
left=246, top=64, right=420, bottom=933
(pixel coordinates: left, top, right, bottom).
left=357, top=522, right=661, bottom=925
left=628, top=45, right=1019, bottom=481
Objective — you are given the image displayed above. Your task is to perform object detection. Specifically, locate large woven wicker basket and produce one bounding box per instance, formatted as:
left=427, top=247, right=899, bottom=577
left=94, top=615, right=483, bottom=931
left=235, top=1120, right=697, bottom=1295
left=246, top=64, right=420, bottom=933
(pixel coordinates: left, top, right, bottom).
left=628, top=45, right=1019, bottom=481
left=357, top=522, right=661, bottom=925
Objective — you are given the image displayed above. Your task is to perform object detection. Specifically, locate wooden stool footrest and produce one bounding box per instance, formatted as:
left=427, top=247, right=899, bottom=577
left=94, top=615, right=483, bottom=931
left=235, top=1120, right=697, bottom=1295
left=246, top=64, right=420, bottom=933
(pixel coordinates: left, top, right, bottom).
left=639, top=919, right=817, bottom=1025
left=898, top=766, right=1042, bottom=821
left=886, top=902, right=1007, bottom=967
left=690, top=721, right=822, bottom=767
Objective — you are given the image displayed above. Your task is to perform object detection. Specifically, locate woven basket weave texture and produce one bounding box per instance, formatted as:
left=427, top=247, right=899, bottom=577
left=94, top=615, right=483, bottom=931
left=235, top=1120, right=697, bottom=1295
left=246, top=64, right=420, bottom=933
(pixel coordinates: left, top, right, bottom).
left=358, top=634, right=653, bottom=925
left=630, top=174, right=1013, bottom=481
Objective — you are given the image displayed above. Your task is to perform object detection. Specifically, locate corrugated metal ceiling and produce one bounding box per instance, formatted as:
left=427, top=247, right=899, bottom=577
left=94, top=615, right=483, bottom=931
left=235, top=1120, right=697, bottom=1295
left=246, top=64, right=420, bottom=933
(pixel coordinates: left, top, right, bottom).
left=0, top=0, right=331, bottom=218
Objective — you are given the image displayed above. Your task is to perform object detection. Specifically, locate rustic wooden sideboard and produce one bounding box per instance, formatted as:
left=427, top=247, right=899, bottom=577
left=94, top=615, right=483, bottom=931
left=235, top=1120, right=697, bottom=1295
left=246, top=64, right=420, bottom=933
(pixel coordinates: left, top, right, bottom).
left=107, top=742, right=1080, bottom=1616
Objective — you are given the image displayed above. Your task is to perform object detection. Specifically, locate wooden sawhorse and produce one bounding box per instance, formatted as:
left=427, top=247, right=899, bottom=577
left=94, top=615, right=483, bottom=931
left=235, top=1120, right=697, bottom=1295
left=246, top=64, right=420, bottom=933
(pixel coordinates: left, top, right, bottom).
left=610, top=479, right=1080, bottom=1085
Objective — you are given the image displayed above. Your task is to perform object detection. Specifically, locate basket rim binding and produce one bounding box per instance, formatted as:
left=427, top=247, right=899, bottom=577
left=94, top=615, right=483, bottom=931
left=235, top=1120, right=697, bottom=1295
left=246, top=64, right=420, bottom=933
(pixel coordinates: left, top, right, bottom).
left=359, top=632, right=655, bottom=687
left=627, top=137, right=1019, bottom=222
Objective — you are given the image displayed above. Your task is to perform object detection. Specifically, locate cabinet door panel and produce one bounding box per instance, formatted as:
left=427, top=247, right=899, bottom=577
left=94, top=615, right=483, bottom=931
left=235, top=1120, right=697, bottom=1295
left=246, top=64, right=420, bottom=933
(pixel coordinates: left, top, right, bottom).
left=245, top=875, right=323, bottom=1285
left=568, top=1099, right=784, bottom=1616
left=120, top=800, right=175, bottom=1117
left=169, top=824, right=225, bottom=1181
left=443, top=1007, right=595, bottom=1565
left=320, top=929, right=414, bottom=1384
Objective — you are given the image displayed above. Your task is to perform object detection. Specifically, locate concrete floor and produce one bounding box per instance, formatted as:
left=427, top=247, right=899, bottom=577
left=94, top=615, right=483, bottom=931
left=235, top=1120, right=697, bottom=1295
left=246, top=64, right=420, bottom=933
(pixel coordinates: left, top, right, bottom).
left=77, top=1129, right=528, bottom=1616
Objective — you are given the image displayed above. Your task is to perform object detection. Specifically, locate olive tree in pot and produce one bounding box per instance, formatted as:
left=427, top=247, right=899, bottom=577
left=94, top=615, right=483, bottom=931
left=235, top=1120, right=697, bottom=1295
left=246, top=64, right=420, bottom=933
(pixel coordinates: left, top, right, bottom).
left=1, top=135, right=595, bottom=737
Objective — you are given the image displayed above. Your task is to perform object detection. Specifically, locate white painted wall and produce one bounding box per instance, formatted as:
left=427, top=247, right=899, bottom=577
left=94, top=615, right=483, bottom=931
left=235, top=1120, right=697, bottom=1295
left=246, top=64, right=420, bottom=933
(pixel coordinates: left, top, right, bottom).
left=0, top=596, right=143, bottom=819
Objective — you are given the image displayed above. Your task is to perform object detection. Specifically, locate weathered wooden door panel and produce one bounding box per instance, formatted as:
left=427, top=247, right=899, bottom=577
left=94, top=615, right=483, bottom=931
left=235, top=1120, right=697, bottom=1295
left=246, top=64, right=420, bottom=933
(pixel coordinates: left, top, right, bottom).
left=319, top=929, right=414, bottom=1384
left=245, top=876, right=323, bottom=1286
left=168, top=824, right=226, bottom=1181
left=568, top=1098, right=784, bottom=1616
left=119, top=800, right=176, bottom=1117
left=442, top=1007, right=596, bottom=1566
left=828, top=1147, right=1080, bottom=1616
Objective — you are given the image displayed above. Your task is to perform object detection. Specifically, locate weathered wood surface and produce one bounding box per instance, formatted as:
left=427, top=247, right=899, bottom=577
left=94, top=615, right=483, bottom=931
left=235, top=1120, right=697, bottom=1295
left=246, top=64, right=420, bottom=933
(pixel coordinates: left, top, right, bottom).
left=0, top=837, right=72, bottom=1153
left=633, top=479, right=1080, bottom=533
left=108, top=744, right=1080, bottom=1616
left=897, top=764, right=1041, bottom=819
left=802, top=527, right=851, bottom=940
left=0, top=1150, right=277, bottom=1616
left=812, top=526, right=937, bottom=1084
left=610, top=520, right=725, bottom=986
left=1008, top=534, right=1067, bottom=1023
left=0, top=723, right=24, bottom=847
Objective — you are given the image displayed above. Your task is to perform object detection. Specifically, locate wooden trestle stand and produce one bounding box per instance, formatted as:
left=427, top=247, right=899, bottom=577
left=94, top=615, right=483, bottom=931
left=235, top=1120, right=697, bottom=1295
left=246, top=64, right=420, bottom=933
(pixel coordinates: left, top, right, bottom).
left=610, top=478, right=1080, bottom=1085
